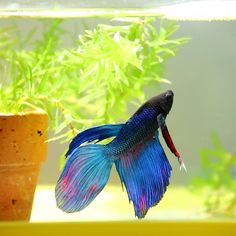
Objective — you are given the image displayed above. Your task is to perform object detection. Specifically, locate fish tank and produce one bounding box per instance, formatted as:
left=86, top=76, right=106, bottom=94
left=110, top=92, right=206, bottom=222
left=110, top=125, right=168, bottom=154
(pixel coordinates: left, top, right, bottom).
left=0, top=0, right=236, bottom=235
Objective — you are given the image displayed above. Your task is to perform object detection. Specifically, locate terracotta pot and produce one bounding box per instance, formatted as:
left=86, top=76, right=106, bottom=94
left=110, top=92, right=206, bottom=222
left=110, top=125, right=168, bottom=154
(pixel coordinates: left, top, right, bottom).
left=0, top=111, right=48, bottom=221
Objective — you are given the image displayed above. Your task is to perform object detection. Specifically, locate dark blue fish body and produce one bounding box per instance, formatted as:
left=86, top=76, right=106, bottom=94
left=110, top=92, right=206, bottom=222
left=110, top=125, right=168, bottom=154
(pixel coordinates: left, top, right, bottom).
left=107, top=106, right=158, bottom=156
left=55, top=90, right=184, bottom=218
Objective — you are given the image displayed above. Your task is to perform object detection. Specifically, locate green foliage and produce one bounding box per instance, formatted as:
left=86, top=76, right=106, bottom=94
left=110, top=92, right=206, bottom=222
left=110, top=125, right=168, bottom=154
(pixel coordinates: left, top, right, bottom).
left=191, top=132, right=236, bottom=217
left=0, top=18, right=188, bottom=142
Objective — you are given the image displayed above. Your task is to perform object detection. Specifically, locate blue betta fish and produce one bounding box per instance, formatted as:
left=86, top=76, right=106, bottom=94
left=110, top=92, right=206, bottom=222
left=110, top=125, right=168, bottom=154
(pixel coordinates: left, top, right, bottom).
left=55, top=90, right=186, bottom=218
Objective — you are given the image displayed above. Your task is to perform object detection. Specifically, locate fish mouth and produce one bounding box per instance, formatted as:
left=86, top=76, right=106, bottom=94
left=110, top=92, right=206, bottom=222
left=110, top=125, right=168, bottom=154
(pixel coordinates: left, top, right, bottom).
left=165, top=90, right=174, bottom=98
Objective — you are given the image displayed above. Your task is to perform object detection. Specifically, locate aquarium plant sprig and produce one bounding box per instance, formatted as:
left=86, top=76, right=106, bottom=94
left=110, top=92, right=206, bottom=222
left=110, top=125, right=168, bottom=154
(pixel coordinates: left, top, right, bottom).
left=0, top=18, right=188, bottom=143
left=191, top=132, right=236, bottom=217
left=63, top=18, right=188, bottom=125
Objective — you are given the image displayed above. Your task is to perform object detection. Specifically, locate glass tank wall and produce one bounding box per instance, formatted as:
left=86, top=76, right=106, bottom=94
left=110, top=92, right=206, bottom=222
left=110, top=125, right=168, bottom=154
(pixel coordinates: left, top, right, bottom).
left=0, top=0, right=236, bottom=20
left=0, top=0, right=236, bottom=222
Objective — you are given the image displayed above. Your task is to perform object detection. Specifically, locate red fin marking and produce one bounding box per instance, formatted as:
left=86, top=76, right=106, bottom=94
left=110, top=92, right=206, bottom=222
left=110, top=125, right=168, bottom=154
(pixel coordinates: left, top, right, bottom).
left=140, top=194, right=146, bottom=210
left=84, top=184, right=98, bottom=200
left=119, top=140, right=148, bottom=168
left=62, top=176, right=69, bottom=193
left=62, top=164, right=76, bottom=194
left=90, top=184, right=97, bottom=192
left=139, top=194, right=147, bottom=217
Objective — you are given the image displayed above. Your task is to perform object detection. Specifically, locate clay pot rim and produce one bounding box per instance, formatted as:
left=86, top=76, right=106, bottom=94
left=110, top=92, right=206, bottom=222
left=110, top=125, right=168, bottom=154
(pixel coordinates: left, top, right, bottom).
left=0, top=109, right=47, bottom=117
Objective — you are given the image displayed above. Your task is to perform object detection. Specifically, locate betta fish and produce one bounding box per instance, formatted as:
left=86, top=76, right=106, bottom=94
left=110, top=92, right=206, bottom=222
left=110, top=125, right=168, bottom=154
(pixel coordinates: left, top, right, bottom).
left=55, top=90, right=186, bottom=218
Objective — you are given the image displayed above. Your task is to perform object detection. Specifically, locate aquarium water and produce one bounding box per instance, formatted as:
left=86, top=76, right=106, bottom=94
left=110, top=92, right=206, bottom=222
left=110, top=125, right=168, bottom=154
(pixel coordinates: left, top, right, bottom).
left=0, top=0, right=236, bottom=220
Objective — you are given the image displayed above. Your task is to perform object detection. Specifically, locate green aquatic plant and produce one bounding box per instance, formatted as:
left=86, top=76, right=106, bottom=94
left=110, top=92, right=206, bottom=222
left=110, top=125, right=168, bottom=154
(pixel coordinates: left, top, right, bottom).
left=63, top=18, right=187, bottom=124
left=0, top=18, right=188, bottom=142
left=191, top=132, right=236, bottom=217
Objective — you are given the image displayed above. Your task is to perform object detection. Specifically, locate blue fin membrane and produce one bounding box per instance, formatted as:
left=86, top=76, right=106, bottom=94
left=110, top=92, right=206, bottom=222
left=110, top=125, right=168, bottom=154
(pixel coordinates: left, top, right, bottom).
left=55, top=144, right=112, bottom=212
left=115, top=131, right=172, bottom=218
left=66, top=124, right=124, bottom=157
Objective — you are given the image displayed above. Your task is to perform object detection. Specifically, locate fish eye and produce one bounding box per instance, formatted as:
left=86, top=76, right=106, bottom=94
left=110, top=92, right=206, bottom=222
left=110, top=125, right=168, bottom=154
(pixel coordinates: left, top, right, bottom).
left=165, top=93, right=172, bottom=101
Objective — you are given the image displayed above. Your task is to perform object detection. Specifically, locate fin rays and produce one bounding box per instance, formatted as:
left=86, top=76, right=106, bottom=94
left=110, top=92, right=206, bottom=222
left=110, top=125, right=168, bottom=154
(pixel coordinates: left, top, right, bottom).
left=115, top=131, right=172, bottom=218
left=66, top=124, right=124, bottom=157
left=55, top=144, right=112, bottom=212
left=56, top=124, right=172, bottom=219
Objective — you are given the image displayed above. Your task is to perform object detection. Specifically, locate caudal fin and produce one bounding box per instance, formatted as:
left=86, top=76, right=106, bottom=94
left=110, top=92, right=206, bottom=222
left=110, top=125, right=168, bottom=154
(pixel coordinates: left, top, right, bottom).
left=55, top=144, right=112, bottom=212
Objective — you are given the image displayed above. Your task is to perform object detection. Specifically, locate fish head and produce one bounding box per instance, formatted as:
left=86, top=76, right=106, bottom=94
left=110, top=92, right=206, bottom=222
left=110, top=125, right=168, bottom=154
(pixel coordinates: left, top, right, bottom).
left=152, top=90, right=174, bottom=115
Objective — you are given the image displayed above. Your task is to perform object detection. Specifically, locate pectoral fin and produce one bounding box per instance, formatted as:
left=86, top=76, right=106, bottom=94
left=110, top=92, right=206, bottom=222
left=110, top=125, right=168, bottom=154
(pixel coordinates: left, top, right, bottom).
left=157, top=113, right=186, bottom=172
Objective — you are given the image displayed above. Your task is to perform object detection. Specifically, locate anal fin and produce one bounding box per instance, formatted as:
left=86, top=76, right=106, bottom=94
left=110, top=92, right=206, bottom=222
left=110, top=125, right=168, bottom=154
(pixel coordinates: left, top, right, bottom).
left=115, top=131, right=172, bottom=218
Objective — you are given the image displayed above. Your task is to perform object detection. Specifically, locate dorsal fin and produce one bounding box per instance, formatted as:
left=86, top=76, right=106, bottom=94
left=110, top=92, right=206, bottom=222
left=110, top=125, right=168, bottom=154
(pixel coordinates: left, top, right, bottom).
left=66, top=124, right=124, bottom=157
